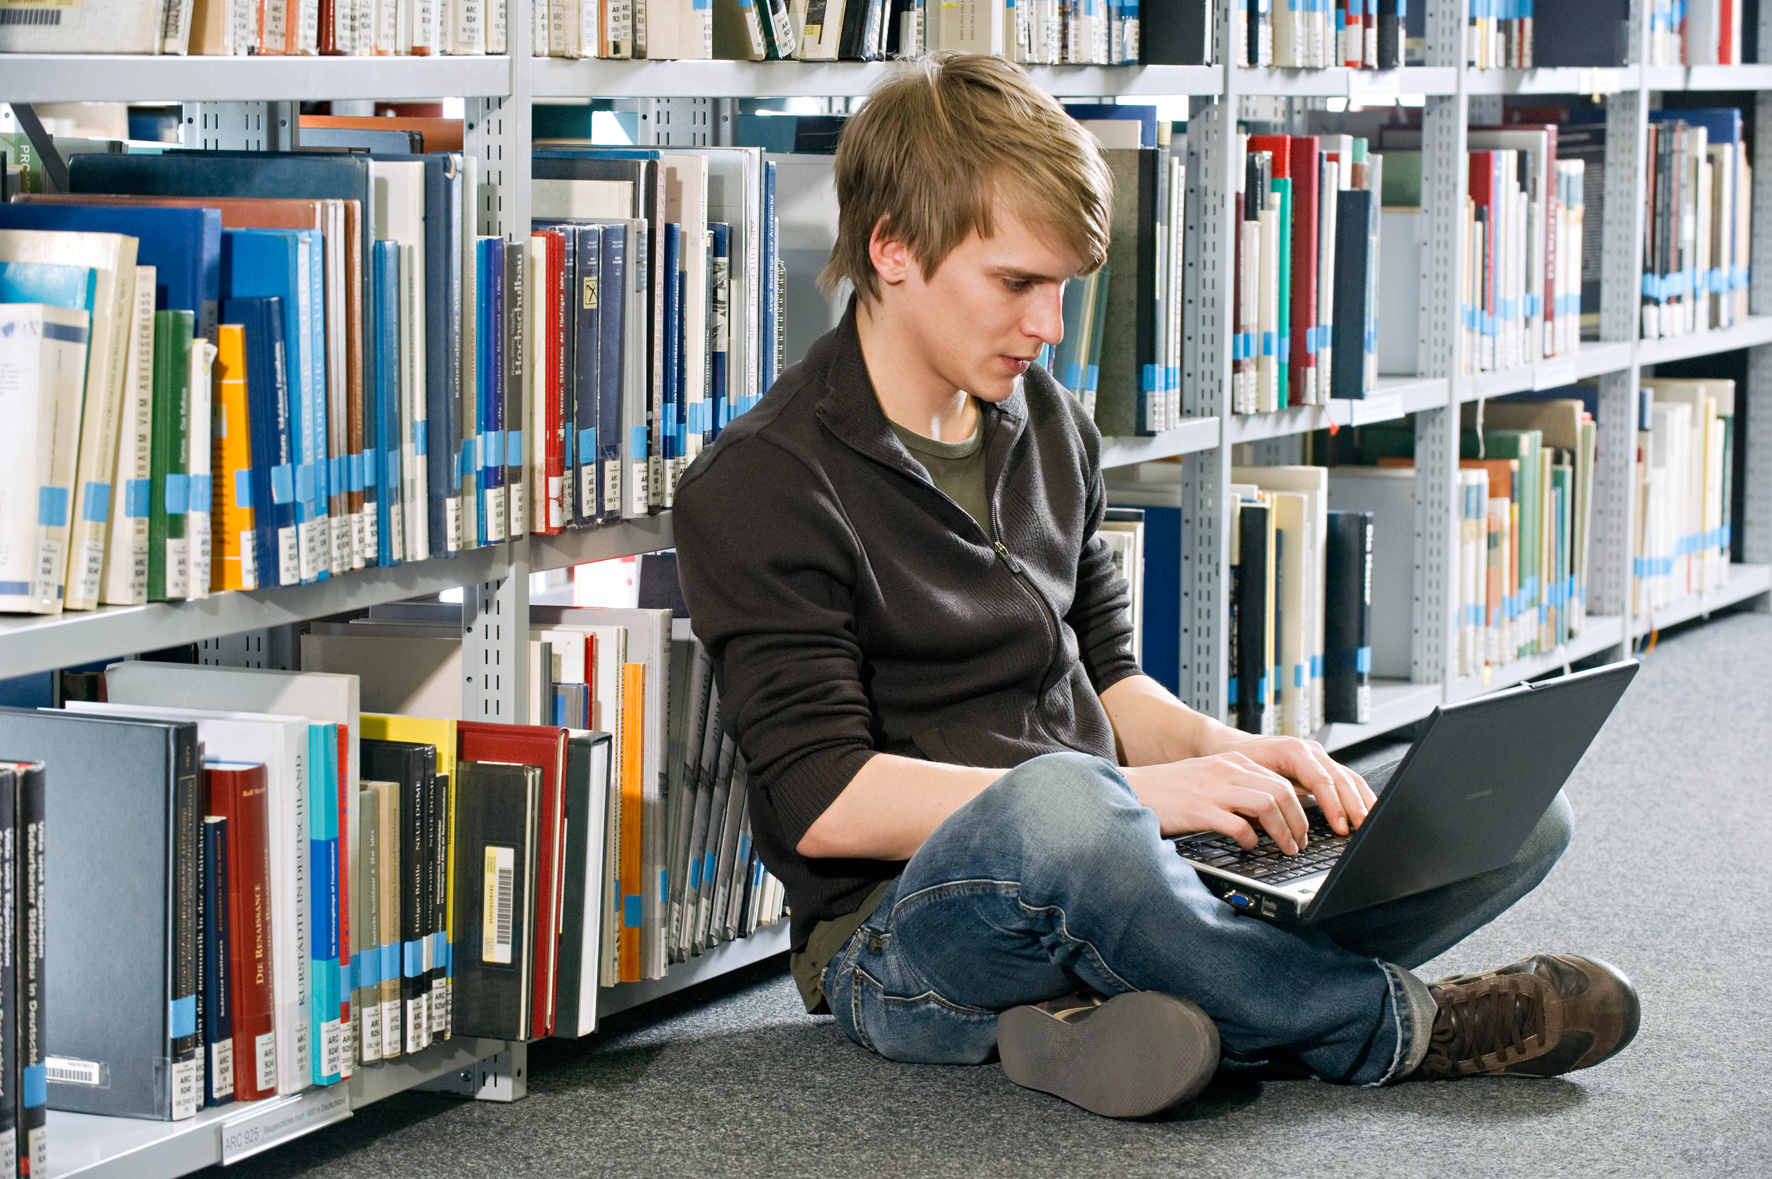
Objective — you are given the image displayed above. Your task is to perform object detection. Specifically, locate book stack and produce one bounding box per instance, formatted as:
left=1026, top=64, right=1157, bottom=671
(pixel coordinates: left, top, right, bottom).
left=1107, top=463, right=1374, bottom=735
left=1233, top=0, right=1405, bottom=68
left=1633, top=378, right=1736, bottom=620
left=0, top=0, right=508, bottom=54
left=1641, top=109, right=1752, bottom=343
left=299, top=599, right=789, bottom=993
left=1226, top=132, right=1381, bottom=414
left=1378, top=124, right=1585, bottom=378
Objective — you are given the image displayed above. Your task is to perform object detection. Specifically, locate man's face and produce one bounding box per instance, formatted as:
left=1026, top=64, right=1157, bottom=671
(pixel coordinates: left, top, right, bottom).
left=885, top=203, right=1085, bottom=405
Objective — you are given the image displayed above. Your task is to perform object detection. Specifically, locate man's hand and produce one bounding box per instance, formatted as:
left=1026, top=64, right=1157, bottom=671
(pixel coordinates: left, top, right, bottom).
left=1202, top=731, right=1376, bottom=837
left=1123, top=754, right=1313, bottom=854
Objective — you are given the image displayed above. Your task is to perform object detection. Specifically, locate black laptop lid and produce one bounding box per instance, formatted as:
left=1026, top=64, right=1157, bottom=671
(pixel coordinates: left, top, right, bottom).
left=1306, top=660, right=1638, bottom=924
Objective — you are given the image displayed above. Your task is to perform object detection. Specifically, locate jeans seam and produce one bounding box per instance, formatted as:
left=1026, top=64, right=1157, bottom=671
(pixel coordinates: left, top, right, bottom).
left=1013, top=899, right=1141, bottom=995
left=1372, top=961, right=1415, bottom=1086
left=851, top=962, right=997, bottom=1016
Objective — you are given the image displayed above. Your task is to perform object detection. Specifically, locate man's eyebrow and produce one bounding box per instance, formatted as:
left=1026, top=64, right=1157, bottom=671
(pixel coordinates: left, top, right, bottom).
left=991, top=265, right=1072, bottom=284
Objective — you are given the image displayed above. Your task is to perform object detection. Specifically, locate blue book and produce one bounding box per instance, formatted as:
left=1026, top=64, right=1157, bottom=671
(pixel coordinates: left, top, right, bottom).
left=597, top=224, right=627, bottom=525
left=663, top=222, right=683, bottom=469
left=479, top=237, right=508, bottom=543
left=372, top=241, right=402, bottom=568
left=573, top=225, right=601, bottom=528
left=710, top=222, right=730, bottom=443
left=0, top=261, right=96, bottom=316
left=199, top=814, right=234, bottom=1108
left=220, top=296, right=298, bottom=587
left=222, top=228, right=329, bottom=583
left=0, top=203, right=221, bottom=340
left=1062, top=104, right=1157, bottom=149
left=760, top=160, right=778, bottom=399
left=308, top=722, right=341, bottom=1086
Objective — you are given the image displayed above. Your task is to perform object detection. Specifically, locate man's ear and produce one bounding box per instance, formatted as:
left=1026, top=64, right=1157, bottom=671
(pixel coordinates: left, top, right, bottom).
left=868, top=217, right=914, bottom=287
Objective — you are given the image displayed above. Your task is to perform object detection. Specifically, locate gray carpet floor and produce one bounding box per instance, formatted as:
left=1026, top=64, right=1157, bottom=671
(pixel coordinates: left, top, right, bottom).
left=217, top=607, right=1772, bottom=1178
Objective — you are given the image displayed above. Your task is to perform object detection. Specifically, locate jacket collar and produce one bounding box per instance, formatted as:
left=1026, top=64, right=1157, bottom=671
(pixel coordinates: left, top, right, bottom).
left=813, top=295, right=1027, bottom=483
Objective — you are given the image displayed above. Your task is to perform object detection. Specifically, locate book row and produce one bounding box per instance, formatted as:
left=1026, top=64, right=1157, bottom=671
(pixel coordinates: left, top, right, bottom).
left=1640, top=108, right=1753, bottom=343
left=0, top=629, right=783, bottom=1123
left=0, top=0, right=509, bottom=55
left=1227, top=129, right=1383, bottom=415
left=1633, top=377, right=1737, bottom=617
left=0, top=132, right=784, bottom=612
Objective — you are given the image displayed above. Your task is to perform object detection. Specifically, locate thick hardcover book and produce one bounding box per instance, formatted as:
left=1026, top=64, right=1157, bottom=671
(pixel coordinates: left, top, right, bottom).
left=1324, top=509, right=1374, bottom=724
left=200, top=815, right=236, bottom=1108
left=555, top=731, right=612, bottom=1039
left=205, top=762, right=277, bottom=1104
left=1331, top=188, right=1375, bottom=401
left=450, top=761, right=540, bottom=1041
left=0, top=714, right=194, bottom=1121
left=1139, top=0, right=1210, bottom=60
left=220, top=296, right=299, bottom=590
left=456, top=723, right=569, bottom=1038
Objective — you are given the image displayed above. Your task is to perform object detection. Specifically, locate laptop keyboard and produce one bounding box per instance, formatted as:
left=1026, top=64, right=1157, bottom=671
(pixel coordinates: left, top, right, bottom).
left=1175, top=812, right=1351, bottom=884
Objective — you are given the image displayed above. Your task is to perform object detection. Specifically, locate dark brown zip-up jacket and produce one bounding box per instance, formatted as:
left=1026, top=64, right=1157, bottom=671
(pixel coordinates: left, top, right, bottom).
left=672, top=301, right=1142, bottom=960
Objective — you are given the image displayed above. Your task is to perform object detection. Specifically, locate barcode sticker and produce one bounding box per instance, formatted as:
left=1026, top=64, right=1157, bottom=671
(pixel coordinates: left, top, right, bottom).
left=483, top=845, right=515, bottom=965
left=320, top=1019, right=343, bottom=1079
left=277, top=525, right=300, bottom=586
left=255, top=1031, right=277, bottom=1093
left=172, top=1057, right=199, bottom=1120
left=361, top=1003, right=382, bottom=1061
left=44, top=1056, right=105, bottom=1086
left=211, top=1037, right=235, bottom=1099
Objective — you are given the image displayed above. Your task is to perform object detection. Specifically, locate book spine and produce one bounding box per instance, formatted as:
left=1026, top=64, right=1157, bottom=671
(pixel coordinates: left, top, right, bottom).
left=169, top=733, right=202, bottom=1119
left=378, top=783, right=402, bottom=1059
left=0, top=770, right=17, bottom=1175
left=202, top=817, right=235, bottom=1107
left=356, top=785, right=383, bottom=1062
left=598, top=225, right=626, bottom=523
left=15, top=766, right=43, bottom=1170
left=102, top=269, right=159, bottom=606
left=549, top=230, right=570, bottom=532
left=401, top=773, right=429, bottom=1055
left=504, top=241, right=528, bottom=539
left=574, top=226, right=602, bottom=528
left=309, top=727, right=342, bottom=1086
left=429, top=773, right=450, bottom=1038
left=336, top=730, right=352, bottom=1077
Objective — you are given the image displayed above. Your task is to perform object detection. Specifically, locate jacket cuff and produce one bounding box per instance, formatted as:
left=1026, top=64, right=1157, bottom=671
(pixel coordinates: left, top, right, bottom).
left=760, top=744, right=878, bottom=850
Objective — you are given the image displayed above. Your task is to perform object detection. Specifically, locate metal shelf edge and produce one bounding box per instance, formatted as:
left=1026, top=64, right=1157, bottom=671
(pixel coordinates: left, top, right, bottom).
left=1445, top=616, right=1627, bottom=703
left=1636, top=317, right=1772, bottom=366
left=1100, top=417, right=1221, bottom=468
left=528, top=514, right=676, bottom=574
left=596, top=921, right=791, bottom=1020
left=1, top=53, right=514, bottom=103
left=1630, top=564, right=1772, bottom=637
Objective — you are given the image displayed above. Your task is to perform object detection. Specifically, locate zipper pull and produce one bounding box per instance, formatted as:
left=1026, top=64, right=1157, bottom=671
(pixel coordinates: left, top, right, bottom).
left=993, top=541, right=1024, bottom=574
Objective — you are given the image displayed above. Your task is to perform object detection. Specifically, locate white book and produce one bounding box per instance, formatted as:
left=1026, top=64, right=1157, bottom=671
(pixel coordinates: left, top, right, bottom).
left=185, top=337, right=216, bottom=599
left=563, top=729, right=611, bottom=1036
left=0, top=304, right=91, bottom=615
left=0, top=0, right=166, bottom=48
left=104, top=662, right=364, bottom=1076
left=0, top=230, right=137, bottom=611
left=102, top=268, right=158, bottom=606
left=70, top=702, right=312, bottom=1095
left=1235, top=465, right=1327, bottom=732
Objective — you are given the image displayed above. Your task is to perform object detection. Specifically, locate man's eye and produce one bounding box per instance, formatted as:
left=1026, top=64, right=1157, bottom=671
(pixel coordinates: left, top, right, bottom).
left=1003, top=278, right=1031, bottom=293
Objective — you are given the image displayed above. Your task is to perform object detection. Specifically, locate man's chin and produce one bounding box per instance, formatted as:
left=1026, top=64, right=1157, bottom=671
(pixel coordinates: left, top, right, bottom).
left=970, top=372, right=1024, bottom=404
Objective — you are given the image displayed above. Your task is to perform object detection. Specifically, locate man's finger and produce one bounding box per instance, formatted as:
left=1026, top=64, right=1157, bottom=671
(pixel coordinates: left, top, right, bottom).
left=1226, top=786, right=1298, bottom=855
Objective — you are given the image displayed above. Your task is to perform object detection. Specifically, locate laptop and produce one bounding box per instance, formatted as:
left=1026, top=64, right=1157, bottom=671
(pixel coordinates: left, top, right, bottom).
left=1175, top=660, right=1639, bottom=924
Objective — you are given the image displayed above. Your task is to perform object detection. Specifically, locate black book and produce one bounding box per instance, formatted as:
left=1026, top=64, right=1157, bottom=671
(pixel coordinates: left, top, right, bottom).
left=429, top=772, right=450, bottom=1039
left=556, top=731, right=612, bottom=1038
left=14, top=762, right=44, bottom=1170
left=1376, top=0, right=1399, bottom=66
left=1098, top=147, right=1158, bottom=438
left=1332, top=188, right=1375, bottom=401
left=1530, top=0, right=1628, bottom=65
left=0, top=765, right=15, bottom=1174
left=360, top=738, right=435, bottom=1056
left=1235, top=503, right=1271, bottom=735
left=452, top=761, right=541, bottom=1041
left=200, top=816, right=235, bottom=1107
left=837, top=0, right=884, bottom=59
left=1140, top=0, right=1211, bottom=61
left=1324, top=510, right=1376, bottom=725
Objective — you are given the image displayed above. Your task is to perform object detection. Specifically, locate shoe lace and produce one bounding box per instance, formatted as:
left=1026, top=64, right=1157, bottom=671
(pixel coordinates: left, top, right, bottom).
left=1419, top=975, right=1556, bottom=1078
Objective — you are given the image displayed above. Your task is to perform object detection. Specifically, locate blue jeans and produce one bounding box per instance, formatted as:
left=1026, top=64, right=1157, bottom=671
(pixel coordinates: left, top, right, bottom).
left=822, top=752, right=1573, bottom=1086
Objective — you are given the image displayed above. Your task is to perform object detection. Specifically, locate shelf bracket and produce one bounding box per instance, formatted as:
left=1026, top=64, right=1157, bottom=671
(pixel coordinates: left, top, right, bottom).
left=414, top=1042, right=529, bottom=1102
left=180, top=101, right=300, bottom=151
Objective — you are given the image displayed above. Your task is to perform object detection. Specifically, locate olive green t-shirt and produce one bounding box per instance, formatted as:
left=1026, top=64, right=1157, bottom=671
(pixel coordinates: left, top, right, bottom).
left=788, top=415, right=992, bottom=1013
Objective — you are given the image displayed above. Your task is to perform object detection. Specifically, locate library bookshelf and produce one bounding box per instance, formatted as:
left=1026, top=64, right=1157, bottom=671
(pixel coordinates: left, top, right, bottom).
left=7, top=1, right=1772, bottom=1171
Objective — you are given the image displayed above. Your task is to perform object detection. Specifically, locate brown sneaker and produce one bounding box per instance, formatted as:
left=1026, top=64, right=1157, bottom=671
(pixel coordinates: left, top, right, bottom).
left=997, top=990, right=1220, bottom=1118
left=1409, top=954, right=1641, bottom=1080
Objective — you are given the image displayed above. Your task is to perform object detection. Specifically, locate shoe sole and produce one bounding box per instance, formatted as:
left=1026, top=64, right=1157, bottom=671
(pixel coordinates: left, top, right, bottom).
left=997, top=991, right=1221, bottom=1119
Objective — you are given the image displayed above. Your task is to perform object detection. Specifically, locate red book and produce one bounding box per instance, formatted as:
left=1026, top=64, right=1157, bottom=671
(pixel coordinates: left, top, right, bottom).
left=1286, top=136, right=1319, bottom=406
left=457, top=722, right=568, bottom=1038
left=207, top=762, right=277, bottom=1103
left=549, top=227, right=570, bottom=532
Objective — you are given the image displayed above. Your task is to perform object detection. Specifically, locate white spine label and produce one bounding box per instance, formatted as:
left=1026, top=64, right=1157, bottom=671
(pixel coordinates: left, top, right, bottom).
left=211, top=1037, right=235, bottom=1099
left=361, top=1002, right=382, bottom=1062
left=171, top=1057, right=200, bottom=1120
left=255, top=1031, right=277, bottom=1092
left=277, top=525, right=300, bottom=587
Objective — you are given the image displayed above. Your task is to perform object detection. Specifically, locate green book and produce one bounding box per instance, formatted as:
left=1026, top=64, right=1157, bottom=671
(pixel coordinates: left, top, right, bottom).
left=148, top=310, right=193, bottom=603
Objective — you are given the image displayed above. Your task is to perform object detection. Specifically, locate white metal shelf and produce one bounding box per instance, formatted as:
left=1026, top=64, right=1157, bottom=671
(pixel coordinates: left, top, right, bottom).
left=529, top=513, right=676, bottom=573
left=1465, top=65, right=1639, bottom=95
left=1223, top=376, right=1450, bottom=444
left=1637, top=316, right=1772, bottom=366
left=1232, top=65, right=1459, bottom=97
left=597, top=920, right=791, bottom=1019
left=1645, top=63, right=1772, bottom=91
left=1100, top=416, right=1221, bottom=468
left=532, top=58, right=1226, bottom=98
left=1317, top=678, right=1444, bottom=752
left=1445, top=615, right=1626, bottom=703
left=1631, top=563, right=1772, bottom=637
left=0, top=53, right=513, bottom=103
left=1458, top=341, right=1635, bottom=401
left=51, top=1034, right=507, bottom=1179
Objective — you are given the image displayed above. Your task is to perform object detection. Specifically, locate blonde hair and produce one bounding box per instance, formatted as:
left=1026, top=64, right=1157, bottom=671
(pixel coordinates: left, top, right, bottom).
left=819, top=51, right=1113, bottom=302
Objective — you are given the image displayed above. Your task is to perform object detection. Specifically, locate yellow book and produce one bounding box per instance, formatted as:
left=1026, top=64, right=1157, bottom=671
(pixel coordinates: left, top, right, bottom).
left=361, top=714, right=459, bottom=1038
left=212, top=324, right=256, bottom=592
left=618, top=663, right=646, bottom=985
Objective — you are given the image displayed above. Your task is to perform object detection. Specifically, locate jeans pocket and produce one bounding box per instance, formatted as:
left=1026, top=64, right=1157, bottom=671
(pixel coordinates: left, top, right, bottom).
left=840, top=944, right=1001, bottom=1066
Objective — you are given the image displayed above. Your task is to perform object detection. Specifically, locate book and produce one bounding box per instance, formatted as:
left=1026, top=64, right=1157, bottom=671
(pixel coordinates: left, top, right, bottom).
left=1323, top=509, right=1374, bottom=724
left=148, top=310, right=194, bottom=603
left=359, top=738, right=435, bottom=1055
left=205, top=760, right=277, bottom=1104
left=0, top=302, right=92, bottom=615
left=555, top=730, right=612, bottom=1038
left=219, top=296, right=300, bottom=590
left=200, top=814, right=236, bottom=1107
left=450, top=760, right=541, bottom=1041
left=2, top=762, right=46, bottom=1169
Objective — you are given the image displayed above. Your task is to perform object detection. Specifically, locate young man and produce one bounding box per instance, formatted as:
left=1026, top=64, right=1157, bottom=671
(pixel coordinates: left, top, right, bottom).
left=673, top=53, right=1638, bottom=1118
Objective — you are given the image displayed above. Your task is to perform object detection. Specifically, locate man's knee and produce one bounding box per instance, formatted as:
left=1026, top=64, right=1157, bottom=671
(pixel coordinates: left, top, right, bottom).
left=1527, top=790, right=1574, bottom=872
left=960, top=751, right=1147, bottom=861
